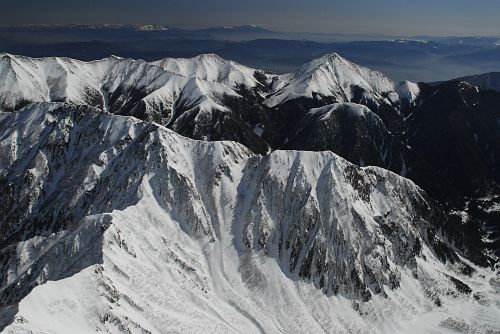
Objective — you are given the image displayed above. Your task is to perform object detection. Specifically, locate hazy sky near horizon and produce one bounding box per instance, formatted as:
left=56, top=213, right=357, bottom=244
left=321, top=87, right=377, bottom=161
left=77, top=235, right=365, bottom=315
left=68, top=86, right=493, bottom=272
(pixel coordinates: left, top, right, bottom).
left=3, top=0, right=500, bottom=36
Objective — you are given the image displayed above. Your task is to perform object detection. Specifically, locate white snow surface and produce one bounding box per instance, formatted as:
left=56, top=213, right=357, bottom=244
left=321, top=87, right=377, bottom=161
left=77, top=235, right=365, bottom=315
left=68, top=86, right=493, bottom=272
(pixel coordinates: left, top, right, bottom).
left=0, top=103, right=498, bottom=334
left=152, top=54, right=266, bottom=91
left=308, top=102, right=380, bottom=122
left=264, top=53, right=419, bottom=107
left=0, top=53, right=418, bottom=117
left=0, top=53, right=253, bottom=116
left=395, top=80, right=421, bottom=104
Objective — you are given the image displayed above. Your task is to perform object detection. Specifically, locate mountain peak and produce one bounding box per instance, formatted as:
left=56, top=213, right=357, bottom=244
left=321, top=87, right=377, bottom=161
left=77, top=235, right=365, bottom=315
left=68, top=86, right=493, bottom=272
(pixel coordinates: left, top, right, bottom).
left=320, top=52, right=344, bottom=61
left=264, top=53, right=396, bottom=107
left=136, top=24, right=169, bottom=31
left=108, top=54, right=124, bottom=60
left=0, top=52, right=498, bottom=334
left=152, top=53, right=265, bottom=91
left=297, top=52, right=348, bottom=74
left=192, top=53, right=226, bottom=63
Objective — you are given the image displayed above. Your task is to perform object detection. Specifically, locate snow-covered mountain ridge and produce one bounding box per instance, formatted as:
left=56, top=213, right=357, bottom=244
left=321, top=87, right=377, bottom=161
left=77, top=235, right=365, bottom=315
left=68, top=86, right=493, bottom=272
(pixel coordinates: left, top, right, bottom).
left=0, top=52, right=427, bottom=181
left=0, top=52, right=251, bottom=117
left=264, top=53, right=418, bottom=107
left=0, top=52, right=499, bottom=333
left=0, top=53, right=497, bottom=238
left=0, top=103, right=498, bottom=333
left=0, top=52, right=422, bottom=157
left=0, top=52, right=414, bottom=114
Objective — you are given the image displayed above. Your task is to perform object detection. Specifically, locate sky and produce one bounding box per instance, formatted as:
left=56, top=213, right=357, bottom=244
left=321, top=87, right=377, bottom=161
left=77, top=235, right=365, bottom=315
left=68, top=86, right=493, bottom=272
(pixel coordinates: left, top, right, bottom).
left=2, top=0, right=500, bottom=36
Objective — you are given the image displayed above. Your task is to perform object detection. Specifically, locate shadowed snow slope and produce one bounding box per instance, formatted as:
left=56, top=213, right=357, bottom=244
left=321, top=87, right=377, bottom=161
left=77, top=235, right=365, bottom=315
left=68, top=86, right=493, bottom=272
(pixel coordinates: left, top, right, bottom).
left=0, top=53, right=274, bottom=154
left=0, top=53, right=424, bottom=161
left=0, top=103, right=498, bottom=334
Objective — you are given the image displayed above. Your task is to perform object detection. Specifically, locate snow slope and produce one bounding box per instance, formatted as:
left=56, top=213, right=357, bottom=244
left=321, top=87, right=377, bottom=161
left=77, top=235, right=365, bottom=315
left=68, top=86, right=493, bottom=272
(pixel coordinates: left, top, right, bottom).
left=264, top=53, right=419, bottom=107
left=0, top=53, right=424, bottom=159
left=0, top=103, right=498, bottom=334
left=0, top=53, right=247, bottom=123
left=0, top=53, right=418, bottom=117
left=152, top=53, right=270, bottom=92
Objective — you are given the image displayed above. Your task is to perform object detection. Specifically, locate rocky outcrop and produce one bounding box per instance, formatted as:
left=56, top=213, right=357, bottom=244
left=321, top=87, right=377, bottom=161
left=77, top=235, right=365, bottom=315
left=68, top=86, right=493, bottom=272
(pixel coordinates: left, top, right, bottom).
left=1, top=104, right=497, bottom=333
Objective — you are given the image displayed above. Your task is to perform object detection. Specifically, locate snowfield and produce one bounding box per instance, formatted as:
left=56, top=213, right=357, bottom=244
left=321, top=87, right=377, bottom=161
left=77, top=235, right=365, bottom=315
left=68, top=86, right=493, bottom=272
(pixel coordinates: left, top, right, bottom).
left=0, top=103, right=498, bottom=333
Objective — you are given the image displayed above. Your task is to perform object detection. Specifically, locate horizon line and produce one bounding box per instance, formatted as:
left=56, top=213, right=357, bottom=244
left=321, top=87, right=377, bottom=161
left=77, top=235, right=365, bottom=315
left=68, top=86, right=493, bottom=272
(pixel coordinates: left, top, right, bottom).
left=1, top=23, right=499, bottom=39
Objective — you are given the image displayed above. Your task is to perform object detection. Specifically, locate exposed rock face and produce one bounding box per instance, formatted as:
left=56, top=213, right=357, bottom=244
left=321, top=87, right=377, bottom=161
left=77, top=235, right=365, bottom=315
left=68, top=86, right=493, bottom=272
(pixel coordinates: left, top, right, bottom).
left=1, top=53, right=498, bottom=260
left=282, top=103, right=409, bottom=172
left=0, top=52, right=499, bottom=333
left=0, top=103, right=235, bottom=306
left=1, top=104, right=497, bottom=333
left=234, top=151, right=430, bottom=301
left=2, top=53, right=497, bottom=202
left=406, top=81, right=500, bottom=201
left=0, top=103, right=420, bottom=302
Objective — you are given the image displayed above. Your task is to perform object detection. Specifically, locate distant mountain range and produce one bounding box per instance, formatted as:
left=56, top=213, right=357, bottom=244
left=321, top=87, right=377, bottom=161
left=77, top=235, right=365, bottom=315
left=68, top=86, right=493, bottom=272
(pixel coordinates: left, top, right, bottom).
left=2, top=24, right=499, bottom=44
left=1, top=25, right=500, bottom=81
